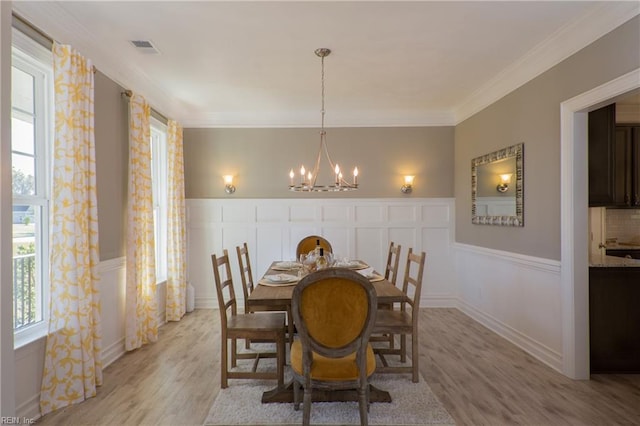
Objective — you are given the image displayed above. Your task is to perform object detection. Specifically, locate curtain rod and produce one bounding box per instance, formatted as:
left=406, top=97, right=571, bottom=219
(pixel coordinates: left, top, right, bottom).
left=121, top=90, right=169, bottom=124
left=11, top=13, right=169, bottom=125
left=12, top=12, right=96, bottom=74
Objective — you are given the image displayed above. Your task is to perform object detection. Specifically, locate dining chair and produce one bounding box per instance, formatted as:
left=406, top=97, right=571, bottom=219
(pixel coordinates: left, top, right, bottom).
left=370, top=242, right=402, bottom=349
left=212, top=249, right=286, bottom=388
left=372, top=248, right=426, bottom=383
left=236, top=242, right=294, bottom=347
left=291, top=268, right=377, bottom=426
left=296, top=235, right=333, bottom=258
left=384, top=241, right=402, bottom=287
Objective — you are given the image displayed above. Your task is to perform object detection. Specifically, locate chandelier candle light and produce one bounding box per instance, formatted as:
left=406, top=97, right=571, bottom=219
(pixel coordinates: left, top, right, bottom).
left=288, top=48, right=359, bottom=192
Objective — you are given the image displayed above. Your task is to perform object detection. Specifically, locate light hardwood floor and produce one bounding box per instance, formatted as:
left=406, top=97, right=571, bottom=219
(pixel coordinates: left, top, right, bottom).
left=36, top=308, right=640, bottom=425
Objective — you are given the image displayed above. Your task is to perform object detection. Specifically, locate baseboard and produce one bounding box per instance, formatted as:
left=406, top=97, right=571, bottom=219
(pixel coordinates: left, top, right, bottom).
left=16, top=393, right=40, bottom=423
left=195, top=296, right=217, bottom=310
left=101, top=337, right=126, bottom=368
left=420, top=294, right=457, bottom=308
left=457, top=299, right=563, bottom=373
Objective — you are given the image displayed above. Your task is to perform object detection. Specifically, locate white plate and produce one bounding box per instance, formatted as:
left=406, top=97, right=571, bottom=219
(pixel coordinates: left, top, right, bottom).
left=264, top=273, right=298, bottom=284
left=335, top=260, right=368, bottom=270
left=273, top=261, right=301, bottom=270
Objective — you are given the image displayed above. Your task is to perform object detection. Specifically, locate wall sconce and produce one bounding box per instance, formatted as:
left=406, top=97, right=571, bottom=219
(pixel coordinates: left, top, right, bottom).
left=401, top=175, right=414, bottom=194
left=496, top=173, right=512, bottom=193
left=223, top=175, right=236, bottom=194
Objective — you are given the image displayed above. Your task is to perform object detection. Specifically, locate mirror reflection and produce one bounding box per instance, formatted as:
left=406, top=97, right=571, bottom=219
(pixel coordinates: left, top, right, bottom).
left=472, top=143, right=524, bottom=226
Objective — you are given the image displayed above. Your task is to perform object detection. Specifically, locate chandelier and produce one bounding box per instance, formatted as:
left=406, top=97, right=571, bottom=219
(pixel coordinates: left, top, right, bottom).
left=288, top=48, right=359, bottom=192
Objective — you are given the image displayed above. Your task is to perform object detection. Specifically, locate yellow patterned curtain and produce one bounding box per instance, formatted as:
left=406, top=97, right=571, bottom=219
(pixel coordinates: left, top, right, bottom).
left=125, top=94, right=158, bottom=350
left=166, top=120, right=187, bottom=321
left=40, top=43, right=103, bottom=415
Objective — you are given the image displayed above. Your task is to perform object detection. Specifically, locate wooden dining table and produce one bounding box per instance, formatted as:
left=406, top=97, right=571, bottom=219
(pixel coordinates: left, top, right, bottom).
left=248, top=260, right=408, bottom=404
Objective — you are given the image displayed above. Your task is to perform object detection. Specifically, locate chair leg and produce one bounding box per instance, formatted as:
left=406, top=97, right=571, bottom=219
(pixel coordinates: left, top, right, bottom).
left=231, top=337, right=237, bottom=368
left=221, top=338, right=228, bottom=389
left=303, top=387, right=312, bottom=426
left=400, top=334, right=407, bottom=363
left=276, top=332, right=285, bottom=388
left=358, top=385, right=368, bottom=426
left=287, top=306, right=295, bottom=347
left=412, top=331, right=419, bottom=383
left=293, top=380, right=301, bottom=410
left=245, top=338, right=251, bottom=350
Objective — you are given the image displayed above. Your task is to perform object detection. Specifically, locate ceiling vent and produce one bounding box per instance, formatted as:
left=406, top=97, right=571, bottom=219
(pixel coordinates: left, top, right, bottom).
left=129, top=40, right=160, bottom=54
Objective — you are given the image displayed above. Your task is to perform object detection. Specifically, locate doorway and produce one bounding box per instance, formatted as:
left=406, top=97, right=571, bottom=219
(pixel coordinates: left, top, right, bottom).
left=560, top=68, right=640, bottom=379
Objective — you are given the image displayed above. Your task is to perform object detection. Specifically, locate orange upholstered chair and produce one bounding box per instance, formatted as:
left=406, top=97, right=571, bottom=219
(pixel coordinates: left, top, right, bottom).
left=290, top=268, right=377, bottom=426
left=296, top=235, right=333, bottom=259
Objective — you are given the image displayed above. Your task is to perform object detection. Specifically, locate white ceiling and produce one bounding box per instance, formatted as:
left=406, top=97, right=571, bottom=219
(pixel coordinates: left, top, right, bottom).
left=12, top=1, right=640, bottom=127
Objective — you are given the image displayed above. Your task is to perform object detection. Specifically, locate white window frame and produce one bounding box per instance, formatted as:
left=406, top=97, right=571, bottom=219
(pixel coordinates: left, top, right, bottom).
left=151, top=118, right=168, bottom=285
left=12, top=30, right=53, bottom=348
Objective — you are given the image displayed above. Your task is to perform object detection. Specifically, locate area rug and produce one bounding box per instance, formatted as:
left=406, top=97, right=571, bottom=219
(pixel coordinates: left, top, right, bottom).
left=204, top=360, right=455, bottom=425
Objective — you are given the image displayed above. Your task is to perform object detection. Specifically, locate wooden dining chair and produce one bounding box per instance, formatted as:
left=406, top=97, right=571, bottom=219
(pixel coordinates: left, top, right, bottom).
left=372, top=248, right=426, bottom=383
left=291, top=268, right=377, bottom=426
left=371, top=242, right=402, bottom=349
left=212, top=249, right=286, bottom=388
left=296, top=235, right=333, bottom=258
left=384, top=241, right=402, bottom=287
left=236, top=242, right=294, bottom=347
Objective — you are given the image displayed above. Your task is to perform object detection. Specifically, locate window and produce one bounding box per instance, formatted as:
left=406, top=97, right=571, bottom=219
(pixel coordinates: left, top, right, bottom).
left=11, top=30, right=53, bottom=347
left=151, top=118, right=168, bottom=284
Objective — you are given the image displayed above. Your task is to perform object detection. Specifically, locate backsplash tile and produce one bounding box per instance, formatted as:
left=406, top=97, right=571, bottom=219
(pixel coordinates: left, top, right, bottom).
left=606, top=208, right=640, bottom=243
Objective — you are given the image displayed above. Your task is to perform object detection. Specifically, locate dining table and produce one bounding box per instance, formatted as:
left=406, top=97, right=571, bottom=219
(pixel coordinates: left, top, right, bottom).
left=248, top=259, right=409, bottom=404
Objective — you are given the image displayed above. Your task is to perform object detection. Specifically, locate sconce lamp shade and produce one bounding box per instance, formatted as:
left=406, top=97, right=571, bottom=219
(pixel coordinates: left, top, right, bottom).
left=496, top=173, right=512, bottom=193
left=401, top=175, right=414, bottom=194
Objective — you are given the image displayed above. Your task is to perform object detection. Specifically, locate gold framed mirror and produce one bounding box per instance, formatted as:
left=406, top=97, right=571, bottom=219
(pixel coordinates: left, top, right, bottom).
left=471, top=143, right=524, bottom=226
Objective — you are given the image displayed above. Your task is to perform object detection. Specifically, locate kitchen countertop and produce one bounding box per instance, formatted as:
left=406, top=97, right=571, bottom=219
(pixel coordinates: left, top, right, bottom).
left=590, top=254, right=640, bottom=267
left=606, top=243, right=640, bottom=250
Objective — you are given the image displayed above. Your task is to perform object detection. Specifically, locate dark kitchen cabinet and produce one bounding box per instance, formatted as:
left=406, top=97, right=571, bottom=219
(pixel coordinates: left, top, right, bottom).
left=589, top=267, right=640, bottom=373
left=615, top=125, right=640, bottom=206
left=589, top=104, right=617, bottom=206
left=588, top=103, right=640, bottom=207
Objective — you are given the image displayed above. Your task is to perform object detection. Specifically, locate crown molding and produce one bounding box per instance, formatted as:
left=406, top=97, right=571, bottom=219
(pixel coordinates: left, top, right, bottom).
left=13, top=1, right=639, bottom=129
left=453, top=1, right=640, bottom=125
left=12, top=2, right=189, bottom=122
left=182, top=110, right=457, bottom=128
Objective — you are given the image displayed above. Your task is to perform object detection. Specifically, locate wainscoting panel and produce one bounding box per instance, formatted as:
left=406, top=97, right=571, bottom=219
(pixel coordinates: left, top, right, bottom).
left=454, top=243, right=563, bottom=371
left=187, top=198, right=456, bottom=310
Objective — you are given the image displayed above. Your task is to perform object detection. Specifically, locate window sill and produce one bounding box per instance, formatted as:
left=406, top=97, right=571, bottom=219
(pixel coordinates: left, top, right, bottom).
left=14, top=321, right=48, bottom=350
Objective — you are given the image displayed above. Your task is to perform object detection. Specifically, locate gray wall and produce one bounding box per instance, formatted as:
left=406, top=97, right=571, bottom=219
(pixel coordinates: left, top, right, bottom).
left=183, top=126, right=454, bottom=199
left=455, top=16, right=640, bottom=260
left=94, top=71, right=128, bottom=260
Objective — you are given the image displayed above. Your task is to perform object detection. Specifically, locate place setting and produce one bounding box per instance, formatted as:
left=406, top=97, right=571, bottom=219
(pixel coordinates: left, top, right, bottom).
left=356, top=266, right=385, bottom=282
left=258, top=272, right=300, bottom=287
left=270, top=260, right=302, bottom=271
left=334, top=258, right=370, bottom=270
